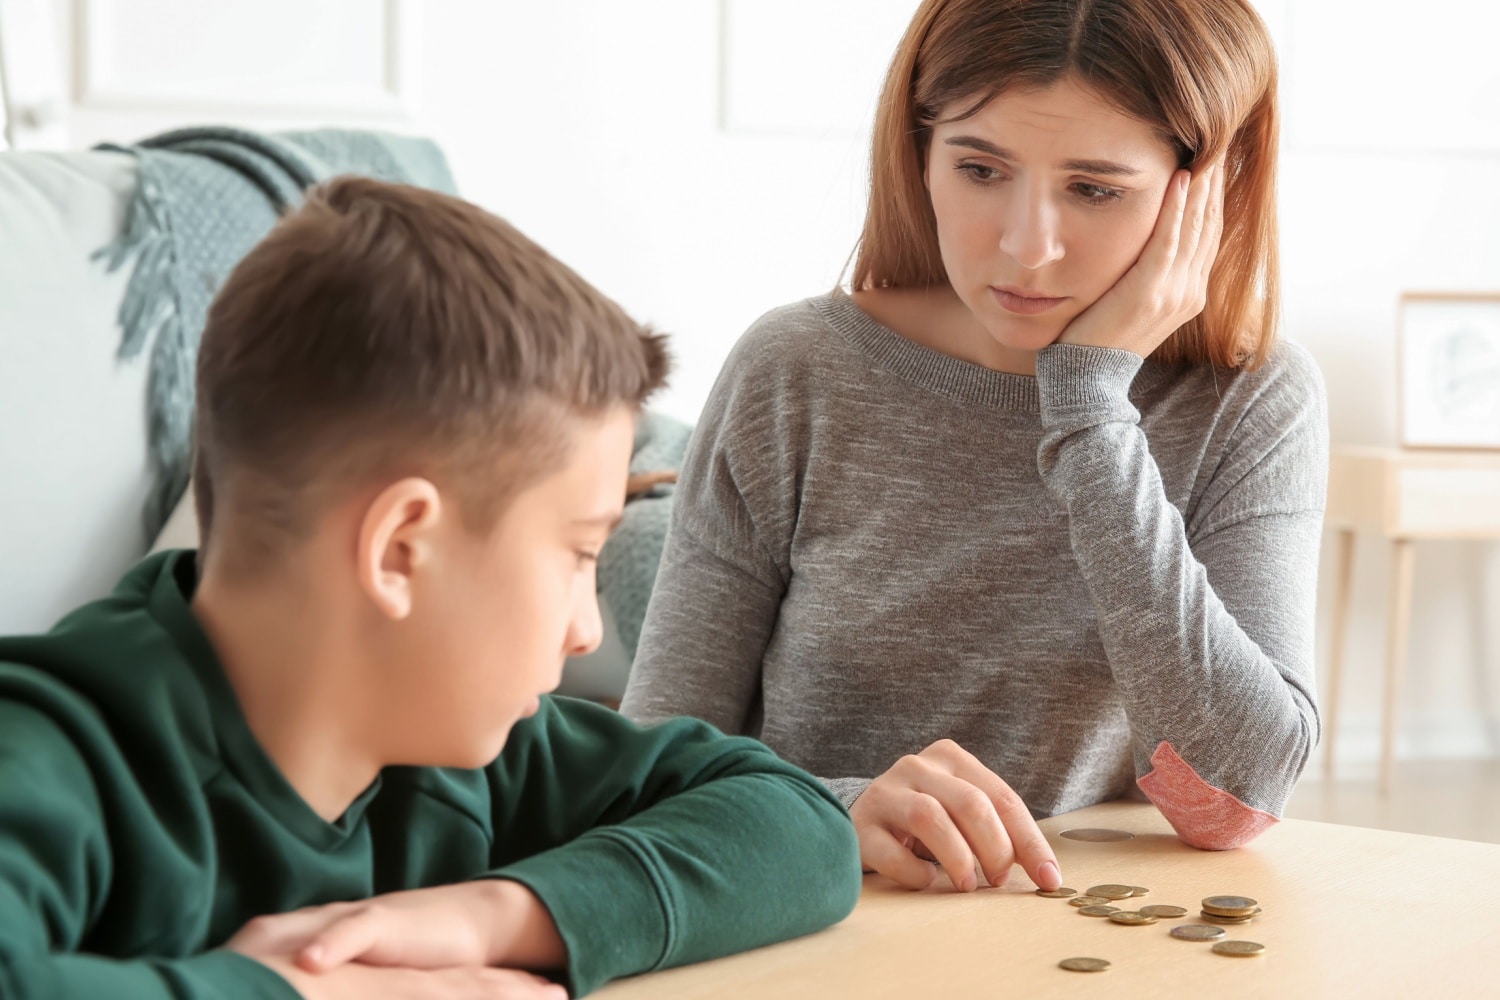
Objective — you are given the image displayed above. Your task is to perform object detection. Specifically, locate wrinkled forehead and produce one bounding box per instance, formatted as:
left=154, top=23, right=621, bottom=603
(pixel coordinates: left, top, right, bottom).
left=929, top=79, right=1184, bottom=167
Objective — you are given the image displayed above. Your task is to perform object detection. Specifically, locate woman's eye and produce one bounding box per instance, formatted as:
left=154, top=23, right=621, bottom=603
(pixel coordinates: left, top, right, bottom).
left=956, top=162, right=1003, bottom=185
left=1073, top=182, right=1125, bottom=205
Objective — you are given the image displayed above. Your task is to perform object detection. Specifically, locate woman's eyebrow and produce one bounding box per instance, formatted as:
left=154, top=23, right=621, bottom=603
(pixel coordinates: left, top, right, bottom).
left=942, top=135, right=1142, bottom=177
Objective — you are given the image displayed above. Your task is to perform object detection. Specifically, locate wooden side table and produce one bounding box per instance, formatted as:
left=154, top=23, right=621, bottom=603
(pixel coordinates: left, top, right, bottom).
left=1323, top=445, right=1500, bottom=793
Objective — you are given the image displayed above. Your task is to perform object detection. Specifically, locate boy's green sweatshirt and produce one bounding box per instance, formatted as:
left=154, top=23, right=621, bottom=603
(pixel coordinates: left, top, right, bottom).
left=0, top=552, right=861, bottom=998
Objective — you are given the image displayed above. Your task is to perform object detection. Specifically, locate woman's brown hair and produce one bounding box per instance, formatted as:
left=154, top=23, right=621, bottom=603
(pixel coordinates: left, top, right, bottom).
left=852, top=0, right=1279, bottom=369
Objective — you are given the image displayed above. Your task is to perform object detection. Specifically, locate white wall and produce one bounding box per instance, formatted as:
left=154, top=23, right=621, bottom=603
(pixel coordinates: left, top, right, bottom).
left=19, top=0, right=1500, bottom=765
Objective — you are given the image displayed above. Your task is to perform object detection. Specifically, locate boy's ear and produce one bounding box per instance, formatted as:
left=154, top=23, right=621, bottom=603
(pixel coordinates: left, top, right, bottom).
left=356, top=478, right=442, bottom=620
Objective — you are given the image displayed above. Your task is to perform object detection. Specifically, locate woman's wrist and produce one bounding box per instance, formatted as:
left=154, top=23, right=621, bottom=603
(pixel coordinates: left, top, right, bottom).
left=1035, top=343, right=1144, bottom=419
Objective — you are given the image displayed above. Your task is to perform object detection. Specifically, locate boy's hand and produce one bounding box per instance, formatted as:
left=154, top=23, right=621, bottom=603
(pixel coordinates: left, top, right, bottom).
left=849, top=739, right=1061, bottom=893
left=1057, top=160, right=1225, bottom=358
left=255, top=955, right=567, bottom=1000
left=226, top=880, right=565, bottom=974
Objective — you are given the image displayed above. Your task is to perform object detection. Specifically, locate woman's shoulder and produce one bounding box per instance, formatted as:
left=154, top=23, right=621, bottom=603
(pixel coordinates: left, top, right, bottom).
left=1243, top=337, right=1326, bottom=403
left=712, top=291, right=863, bottom=396
left=734, top=293, right=841, bottom=355
left=1154, top=335, right=1326, bottom=423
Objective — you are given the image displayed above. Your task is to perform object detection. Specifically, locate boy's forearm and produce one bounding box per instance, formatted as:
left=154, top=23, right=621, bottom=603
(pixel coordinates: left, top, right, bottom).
left=478, top=878, right=567, bottom=971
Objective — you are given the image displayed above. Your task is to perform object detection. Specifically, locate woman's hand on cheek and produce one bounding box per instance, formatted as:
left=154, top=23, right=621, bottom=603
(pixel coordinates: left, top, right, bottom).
left=1058, top=160, right=1225, bottom=357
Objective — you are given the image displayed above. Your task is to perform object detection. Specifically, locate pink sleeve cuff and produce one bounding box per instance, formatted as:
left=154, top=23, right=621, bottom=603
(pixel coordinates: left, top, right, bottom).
left=1136, top=741, right=1278, bottom=850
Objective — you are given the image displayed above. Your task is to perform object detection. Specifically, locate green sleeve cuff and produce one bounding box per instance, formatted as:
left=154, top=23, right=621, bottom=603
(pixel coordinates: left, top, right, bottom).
left=488, top=828, right=669, bottom=998
left=4, top=949, right=302, bottom=1000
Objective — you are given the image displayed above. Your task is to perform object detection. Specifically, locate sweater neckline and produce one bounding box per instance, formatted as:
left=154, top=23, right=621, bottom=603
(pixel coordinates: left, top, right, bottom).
left=150, top=551, right=382, bottom=851
left=815, top=287, right=1173, bottom=410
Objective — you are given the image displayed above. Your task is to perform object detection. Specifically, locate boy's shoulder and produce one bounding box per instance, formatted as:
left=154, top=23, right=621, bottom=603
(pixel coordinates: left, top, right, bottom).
left=0, top=551, right=220, bottom=780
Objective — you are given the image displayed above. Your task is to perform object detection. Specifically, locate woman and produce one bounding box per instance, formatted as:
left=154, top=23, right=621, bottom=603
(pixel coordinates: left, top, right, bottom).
left=621, top=0, right=1325, bottom=894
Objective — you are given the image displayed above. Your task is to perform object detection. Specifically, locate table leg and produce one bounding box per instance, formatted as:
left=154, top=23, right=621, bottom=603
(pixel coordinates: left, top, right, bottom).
left=1324, top=529, right=1356, bottom=780
left=1381, top=539, right=1416, bottom=797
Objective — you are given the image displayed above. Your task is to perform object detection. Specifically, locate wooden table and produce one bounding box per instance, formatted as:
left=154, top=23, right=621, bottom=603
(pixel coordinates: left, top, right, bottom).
left=1322, top=445, right=1500, bottom=793
left=594, top=802, right=1500, bottom=999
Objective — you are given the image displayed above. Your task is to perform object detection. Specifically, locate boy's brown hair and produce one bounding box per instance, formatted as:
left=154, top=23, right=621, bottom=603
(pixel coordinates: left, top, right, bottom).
left=193, top=176, right=669, bottom=576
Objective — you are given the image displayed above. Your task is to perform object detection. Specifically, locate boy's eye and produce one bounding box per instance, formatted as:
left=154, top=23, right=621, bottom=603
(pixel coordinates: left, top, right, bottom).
left=575, top=550, right=601, bottom=568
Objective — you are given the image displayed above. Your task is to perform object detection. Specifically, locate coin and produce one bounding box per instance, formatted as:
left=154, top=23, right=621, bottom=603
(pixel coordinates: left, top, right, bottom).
left=1129, top=886, right=1150, bottom=897
left=1086, top=884, right=1137, bottom=900
left=1058, top=957, right=1111, bottom=972
left=1212, top=940, right=1265, bottom=957
left=1036, top=887, right=1078, bottom=898
left=1199, top=908, right=1261, bottom=925
left=1170, top=924, right=1227, bottom=941
left=1078, top=905, right=1120, bottom=917
left=1070, top=895, right=1112, bottom=907
left=1107, top=910, right=1158, bottom=926
left=1139, top=905, right=1188, bottom=919
left=1202, top=895, right=1259, bottom=917
left=1060, top=828, right=1135, bottom=843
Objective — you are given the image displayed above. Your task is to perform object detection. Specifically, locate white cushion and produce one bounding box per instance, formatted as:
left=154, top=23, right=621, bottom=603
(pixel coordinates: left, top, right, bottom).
left=0, top=151, right=153, bottom=634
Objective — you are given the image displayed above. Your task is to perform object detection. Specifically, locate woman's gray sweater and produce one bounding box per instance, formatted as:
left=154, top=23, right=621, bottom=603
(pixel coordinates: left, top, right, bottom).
left=621, top=290, right=1327, bottom=849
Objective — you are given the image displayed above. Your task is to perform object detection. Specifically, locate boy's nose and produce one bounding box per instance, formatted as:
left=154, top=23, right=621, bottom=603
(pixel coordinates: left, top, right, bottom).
left=565, top=590, right=605, bottom=658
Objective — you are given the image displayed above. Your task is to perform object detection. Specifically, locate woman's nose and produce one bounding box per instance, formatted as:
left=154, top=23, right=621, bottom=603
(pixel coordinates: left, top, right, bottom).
left=997, top=190, right=1065, bottom=270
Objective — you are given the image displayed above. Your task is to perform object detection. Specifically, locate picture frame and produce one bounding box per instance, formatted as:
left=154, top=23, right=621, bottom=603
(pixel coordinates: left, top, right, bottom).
left=1397, top=292, right=1500, bottom=450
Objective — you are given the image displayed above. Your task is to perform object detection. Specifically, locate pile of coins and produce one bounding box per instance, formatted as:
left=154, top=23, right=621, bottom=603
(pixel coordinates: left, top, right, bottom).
left=1038, top=883, right=1266, bottom=971
left=1199, top=895, right=1261, bottom=925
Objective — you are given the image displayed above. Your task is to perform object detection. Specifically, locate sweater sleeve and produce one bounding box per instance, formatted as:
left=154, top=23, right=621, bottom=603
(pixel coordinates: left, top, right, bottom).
left=0, top=699, right=302, bottom=1000
left=482, top=699, right=861, bottom=997
left=621, top=318, right=798, bottom=738
left=1033, top=342, right=1327, bottom=850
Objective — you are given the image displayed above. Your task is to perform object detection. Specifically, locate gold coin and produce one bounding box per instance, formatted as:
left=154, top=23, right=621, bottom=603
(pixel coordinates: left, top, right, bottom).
left=1058, top=957, right=1111, bottom=972
left=1086, top=884, right=1137, bottom=900
left=1070, top=895, right=1111, bottom=907
left=1107, top=911, right=1158, bottom=926
left=1199, top=910, right=1260, bottom=925
left=1202, top=895, right=1259, bottom=917
left=1036, top=887, right=1078, bottom=898
left=1170, top=924, right=1227, bottom=941
left=1078, top=905, right=1120, bottom=917
left=1212, top=940, right=1265, bottom=957
left=1129, top=886, right=1150, bottom=897
left=1139, top=905, right=1188, bottom=919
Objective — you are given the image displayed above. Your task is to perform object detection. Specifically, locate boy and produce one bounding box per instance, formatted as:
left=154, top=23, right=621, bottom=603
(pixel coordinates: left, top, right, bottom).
left=0, top=177, right=862, bottom=999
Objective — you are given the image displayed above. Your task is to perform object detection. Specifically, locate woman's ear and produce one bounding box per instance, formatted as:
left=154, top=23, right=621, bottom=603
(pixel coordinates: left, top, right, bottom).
left=356, top=478, right=442, bottom=620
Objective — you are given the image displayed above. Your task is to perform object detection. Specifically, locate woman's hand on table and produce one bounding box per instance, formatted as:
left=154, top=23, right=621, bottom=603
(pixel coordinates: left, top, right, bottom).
left=849, top=739, right=1061, bottom=893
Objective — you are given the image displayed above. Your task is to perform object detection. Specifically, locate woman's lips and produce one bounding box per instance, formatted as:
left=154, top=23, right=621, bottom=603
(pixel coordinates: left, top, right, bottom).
left=990, top=286, right=1066, bottom=315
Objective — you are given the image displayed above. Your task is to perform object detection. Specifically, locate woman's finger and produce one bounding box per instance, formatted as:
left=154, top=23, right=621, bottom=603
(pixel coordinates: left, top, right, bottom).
left=1192, top=159, right=1227, bottom=285
left=942, top=752, right=1061, bottom=892
left=909, top=767, right=1015, bottom=889
left=857, top=822, right=940, bottom=890
left=1141, top=169, right=1191, bottom=276
left=893, top=790, right=979, bottom=892
left=1178, top=162, right=1216, bottom=269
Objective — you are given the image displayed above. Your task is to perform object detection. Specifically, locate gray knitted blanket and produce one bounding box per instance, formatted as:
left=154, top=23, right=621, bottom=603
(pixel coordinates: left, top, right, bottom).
left=602, top=411, right=694, bottom=660
left=95, top=127, right=458, bottom=541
